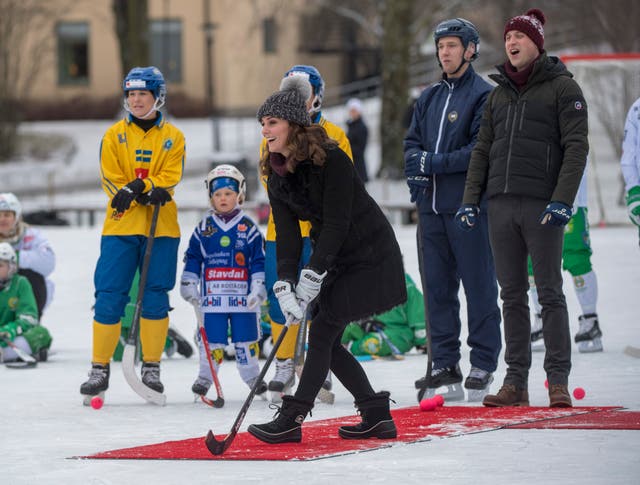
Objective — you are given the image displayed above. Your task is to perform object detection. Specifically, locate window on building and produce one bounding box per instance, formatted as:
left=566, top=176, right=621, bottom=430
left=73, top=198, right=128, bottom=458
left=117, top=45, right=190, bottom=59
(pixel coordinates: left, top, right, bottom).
left=263, top=17, right=276, bottom=53
left=151, top=19, right=182, bottom=83
left=57, top=22, right=89, bottom=85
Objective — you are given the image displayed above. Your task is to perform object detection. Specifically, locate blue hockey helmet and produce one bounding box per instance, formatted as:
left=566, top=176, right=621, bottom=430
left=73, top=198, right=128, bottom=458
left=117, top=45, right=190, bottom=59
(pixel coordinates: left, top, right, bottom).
left=434, top=18, right=480, bottom=61
left=122, top=66, right=166, bottom=114
left=281, top=65, right=324, bottom=115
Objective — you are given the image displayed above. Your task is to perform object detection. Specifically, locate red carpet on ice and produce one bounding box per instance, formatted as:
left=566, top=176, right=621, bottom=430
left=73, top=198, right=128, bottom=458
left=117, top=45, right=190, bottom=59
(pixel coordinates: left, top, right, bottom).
left=75, top=406, right=637, bottom=461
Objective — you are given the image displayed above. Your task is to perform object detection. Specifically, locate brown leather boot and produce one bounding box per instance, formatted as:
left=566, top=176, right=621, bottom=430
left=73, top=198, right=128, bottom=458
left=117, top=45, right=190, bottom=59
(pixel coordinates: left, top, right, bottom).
left=549, top=384, right=573, bottom=408
left=482, top=384, right=529, bottom=407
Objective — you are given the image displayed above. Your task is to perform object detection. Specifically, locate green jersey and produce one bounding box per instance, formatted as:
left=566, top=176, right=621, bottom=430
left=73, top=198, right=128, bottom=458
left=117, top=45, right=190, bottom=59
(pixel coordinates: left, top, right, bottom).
left=0, top=274, right=38, bottom=340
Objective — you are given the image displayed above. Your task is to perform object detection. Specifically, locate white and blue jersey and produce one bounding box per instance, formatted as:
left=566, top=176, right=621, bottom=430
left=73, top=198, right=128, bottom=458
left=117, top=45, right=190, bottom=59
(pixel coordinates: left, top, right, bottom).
left=183, top=209, right=265, bottom=345
left=183, top=210, right=265, bottom=314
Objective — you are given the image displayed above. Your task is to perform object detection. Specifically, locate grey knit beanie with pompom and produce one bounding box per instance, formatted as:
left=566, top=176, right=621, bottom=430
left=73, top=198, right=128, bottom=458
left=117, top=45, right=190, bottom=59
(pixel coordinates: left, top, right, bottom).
left=256, top=76, right=312, bottom=127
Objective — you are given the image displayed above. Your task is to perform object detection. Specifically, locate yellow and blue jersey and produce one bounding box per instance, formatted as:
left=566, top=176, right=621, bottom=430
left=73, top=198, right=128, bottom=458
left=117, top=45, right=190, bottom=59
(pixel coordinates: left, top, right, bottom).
left=99, top=113, right=185, bottom=237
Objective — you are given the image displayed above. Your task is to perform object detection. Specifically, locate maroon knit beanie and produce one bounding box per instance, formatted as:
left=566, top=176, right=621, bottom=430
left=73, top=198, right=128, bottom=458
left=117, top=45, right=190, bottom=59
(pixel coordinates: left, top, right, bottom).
left=504, top=8, right=546, bottom=52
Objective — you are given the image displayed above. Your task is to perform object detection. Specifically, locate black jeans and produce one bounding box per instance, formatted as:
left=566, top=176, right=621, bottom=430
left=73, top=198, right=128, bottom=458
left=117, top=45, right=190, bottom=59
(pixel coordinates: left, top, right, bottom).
left=487, top=195, right=571, bottom=388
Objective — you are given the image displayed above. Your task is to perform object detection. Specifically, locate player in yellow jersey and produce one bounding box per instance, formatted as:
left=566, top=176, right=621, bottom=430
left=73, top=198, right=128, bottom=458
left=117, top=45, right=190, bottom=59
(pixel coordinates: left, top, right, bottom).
left=80, top=67, right=185, bottom=403
left=260, top=65, right=352, bottom=402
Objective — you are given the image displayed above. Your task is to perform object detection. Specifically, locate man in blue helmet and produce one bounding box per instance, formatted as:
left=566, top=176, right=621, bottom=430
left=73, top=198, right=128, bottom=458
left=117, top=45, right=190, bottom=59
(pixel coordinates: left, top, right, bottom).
left=80, top=66, right=186, bottom=404
left=403, top=19, right=501, bottom=402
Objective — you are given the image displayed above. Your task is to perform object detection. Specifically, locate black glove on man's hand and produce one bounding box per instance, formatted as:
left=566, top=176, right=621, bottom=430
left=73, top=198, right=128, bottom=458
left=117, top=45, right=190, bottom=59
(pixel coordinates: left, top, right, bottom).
left=111, top=178, right=145, bottom=213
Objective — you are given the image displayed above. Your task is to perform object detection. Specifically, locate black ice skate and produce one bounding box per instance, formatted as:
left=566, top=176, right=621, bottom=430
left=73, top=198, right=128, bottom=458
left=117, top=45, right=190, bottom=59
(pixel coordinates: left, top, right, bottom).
left=575, top=314, right=603, bottom=353
left=191, top=376, right=212, bottom=398
left=141, top=362, right=164, bottom=393
left=168, top=326, right=194, bottom=358
left=247, top=376, right=268, bottom=401
left=464, top=366, right=494, bottom=402
left=415, top=363, right=464, bottom=401
left=80, top=363, right=110, bottom=405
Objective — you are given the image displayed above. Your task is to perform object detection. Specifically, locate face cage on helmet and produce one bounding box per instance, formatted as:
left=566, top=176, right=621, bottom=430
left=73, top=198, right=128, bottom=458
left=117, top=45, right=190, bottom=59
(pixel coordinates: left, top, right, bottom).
left=205, top=168, right=246, bottom=205
left=123, top=91, right=166, bottom=118
left=122, top=68, right=167, bottom=117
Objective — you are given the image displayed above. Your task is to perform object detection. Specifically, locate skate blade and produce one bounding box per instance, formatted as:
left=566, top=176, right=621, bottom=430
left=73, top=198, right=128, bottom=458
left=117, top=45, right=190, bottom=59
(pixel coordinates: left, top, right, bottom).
left=578, top=338, right=603, bottom=353
left=423, top=384, right=465, bottom=402
left=82, top=391, right=105, bottom=406
left=467, top=387, right=491, bottom=402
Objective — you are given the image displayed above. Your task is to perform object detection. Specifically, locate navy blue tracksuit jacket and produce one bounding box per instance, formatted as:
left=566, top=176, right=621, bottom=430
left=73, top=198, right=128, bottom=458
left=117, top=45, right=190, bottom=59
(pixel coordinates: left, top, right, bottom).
left=403, top=65, right=502, bottom=373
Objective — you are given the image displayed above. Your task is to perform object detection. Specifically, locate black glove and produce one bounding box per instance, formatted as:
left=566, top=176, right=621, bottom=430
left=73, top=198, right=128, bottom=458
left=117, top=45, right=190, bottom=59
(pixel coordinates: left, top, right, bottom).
left=136, top=187, right=172, bottom=206
left=111, top=179, right=145, bottom=213
left=148, top=187, right=172, bottom=206
left=359, top=319, right=384, bottom=334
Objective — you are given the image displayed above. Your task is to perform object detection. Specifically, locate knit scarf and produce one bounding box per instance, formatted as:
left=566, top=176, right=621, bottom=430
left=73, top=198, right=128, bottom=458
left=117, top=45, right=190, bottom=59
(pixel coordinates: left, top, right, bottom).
left=269, top=152, right=289, bottom=177
left=503, top=57, right=537, bottom=91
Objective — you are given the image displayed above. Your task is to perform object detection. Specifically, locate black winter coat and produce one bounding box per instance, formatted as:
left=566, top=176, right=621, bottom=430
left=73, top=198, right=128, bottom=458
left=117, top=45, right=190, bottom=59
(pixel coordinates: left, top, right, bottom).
left=267, top=146, right=407, bottom=322
left=463, top=53, right=588, bottom=206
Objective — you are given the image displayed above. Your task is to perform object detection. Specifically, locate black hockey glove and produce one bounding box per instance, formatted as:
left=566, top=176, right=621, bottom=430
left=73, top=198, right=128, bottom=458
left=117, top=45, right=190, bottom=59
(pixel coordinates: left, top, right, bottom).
left=111, top=178, right=145, bottom=213
left=136, top=187, right=172, bottom=206
left=359, top=319, right=384, bottom=334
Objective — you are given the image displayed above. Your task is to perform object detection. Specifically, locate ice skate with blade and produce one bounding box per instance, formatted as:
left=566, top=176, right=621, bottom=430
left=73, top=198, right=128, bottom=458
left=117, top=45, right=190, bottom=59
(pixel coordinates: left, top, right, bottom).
left=464, top=366, right=494, bottom=402
left=575, top=314, right=603, bottom=353
left=80, top=363, right=109, bottom=406
left=415, top=363, right=464, bottom=401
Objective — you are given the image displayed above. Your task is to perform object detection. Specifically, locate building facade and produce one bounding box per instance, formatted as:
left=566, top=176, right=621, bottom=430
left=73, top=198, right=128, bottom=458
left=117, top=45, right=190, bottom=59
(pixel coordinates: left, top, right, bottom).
left=16, top=0, right=355, bottom=118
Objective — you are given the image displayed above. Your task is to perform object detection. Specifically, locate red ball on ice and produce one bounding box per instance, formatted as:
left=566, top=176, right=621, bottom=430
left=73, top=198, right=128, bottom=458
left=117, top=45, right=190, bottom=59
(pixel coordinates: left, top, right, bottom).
left=573, top=387, right=586, bottom=400
left=544, top=379, right=548, bottom=389
left=90, top=396, right=104, bottom=410
left=434, top=394, right=445, bottom=407
left=419, top=398, right=437, bottom=412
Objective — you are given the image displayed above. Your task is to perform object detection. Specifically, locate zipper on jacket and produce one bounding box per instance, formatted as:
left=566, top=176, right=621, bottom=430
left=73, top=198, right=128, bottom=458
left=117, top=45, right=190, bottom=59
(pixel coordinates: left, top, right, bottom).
left=518, top=100, right=527, bottom=131
left=432, top=81, right=454, bottom=214
left=546, top=144, right=551, bottom=173
left=504, top=97, right=521, bottom=194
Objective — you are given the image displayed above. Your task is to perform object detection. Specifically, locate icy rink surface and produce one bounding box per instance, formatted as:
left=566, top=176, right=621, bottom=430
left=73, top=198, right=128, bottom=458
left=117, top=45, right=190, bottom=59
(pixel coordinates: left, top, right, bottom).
left=2, top=222, right=640, bottom=485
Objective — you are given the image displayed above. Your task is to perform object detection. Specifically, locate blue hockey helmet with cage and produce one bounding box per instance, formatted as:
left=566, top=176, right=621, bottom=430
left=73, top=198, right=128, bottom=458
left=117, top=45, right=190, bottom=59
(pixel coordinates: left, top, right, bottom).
left=433, top=18, right=480, bottom=61
left=281, top=65, right=324, bottom=114
left=122, top=66, right=166, bottom=114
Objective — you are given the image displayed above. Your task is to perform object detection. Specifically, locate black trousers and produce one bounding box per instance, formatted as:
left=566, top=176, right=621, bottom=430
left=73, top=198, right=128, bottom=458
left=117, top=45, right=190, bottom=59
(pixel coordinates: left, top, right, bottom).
left=294, top=308, right=375, bottom=403
left=487, top=195, right=571, bottom=388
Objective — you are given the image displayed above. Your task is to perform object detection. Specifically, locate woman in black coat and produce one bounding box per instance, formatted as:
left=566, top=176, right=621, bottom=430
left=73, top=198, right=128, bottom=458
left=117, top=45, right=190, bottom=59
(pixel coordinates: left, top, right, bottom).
left=248, top=86, right=407, bottom=444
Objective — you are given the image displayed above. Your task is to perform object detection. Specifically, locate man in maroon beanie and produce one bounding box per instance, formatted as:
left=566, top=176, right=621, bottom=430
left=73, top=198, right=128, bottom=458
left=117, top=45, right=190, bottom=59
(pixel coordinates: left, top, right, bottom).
left=456, top=8, right=589, bottom=408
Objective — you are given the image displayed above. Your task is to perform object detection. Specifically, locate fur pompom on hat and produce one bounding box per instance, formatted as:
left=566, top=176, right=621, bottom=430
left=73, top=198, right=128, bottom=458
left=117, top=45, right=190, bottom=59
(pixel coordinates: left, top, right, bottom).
left=257, top=78, right=312, bottom=127
left=504, top=8, right=546, bottom=52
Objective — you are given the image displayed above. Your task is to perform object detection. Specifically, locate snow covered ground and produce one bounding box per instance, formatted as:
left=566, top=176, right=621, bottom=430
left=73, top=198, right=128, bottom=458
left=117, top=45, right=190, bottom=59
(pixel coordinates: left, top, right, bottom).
left=2, top=117, right=639, bottom=484
left=2, top=220, right=640, bottom=485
